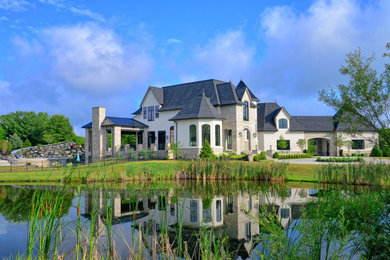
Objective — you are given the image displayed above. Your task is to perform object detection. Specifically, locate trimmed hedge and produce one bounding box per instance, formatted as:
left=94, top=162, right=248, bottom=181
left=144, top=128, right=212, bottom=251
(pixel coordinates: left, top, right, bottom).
left=316, top=157, right=364, bottom=163
left=276, top=154, right=311, bottom=159
left=253, top=152, right=267, bottom=161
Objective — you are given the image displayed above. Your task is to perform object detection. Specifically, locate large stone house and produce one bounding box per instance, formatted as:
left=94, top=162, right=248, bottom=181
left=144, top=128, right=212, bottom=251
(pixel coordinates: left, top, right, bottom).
left=82, top=79, right=378, bottom=163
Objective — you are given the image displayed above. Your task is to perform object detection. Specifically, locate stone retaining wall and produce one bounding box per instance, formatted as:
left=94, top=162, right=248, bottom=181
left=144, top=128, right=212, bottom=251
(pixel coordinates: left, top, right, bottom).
left=20, top=142, right=85, bottom=159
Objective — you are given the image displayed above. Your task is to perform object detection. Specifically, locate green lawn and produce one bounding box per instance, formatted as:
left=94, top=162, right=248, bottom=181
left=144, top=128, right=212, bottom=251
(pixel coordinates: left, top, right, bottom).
left=0, top=160, right=322, bottom=183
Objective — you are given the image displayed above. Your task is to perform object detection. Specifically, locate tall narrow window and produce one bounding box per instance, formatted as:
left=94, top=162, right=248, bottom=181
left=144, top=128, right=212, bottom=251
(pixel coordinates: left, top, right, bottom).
left=215, top=125, right=221, bottom=146
left=278, top=118, right=288, bottom=129
left=148, top=106, right=155, bottom=121
left=216, top=200, right=222, bottom=222
left=143, top=107, right=147, bottom=119
left=137, top=132, right=143, bottom=144
left=243, top=101, right=249, bottom=121
left=170, top=126, right=174, bottom=143
left=227, top=129, right=232, bottom=149
left=189, top=125, right=197, bottom=146
left=155, top=105, right=159, bottom=118
left=190, top=200, right=198, bottom=223
left=202, top=124, right=210, bottom=145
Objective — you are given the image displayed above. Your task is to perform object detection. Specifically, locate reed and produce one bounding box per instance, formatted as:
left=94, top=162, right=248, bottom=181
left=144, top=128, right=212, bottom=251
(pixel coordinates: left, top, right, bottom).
left=315, top=163, right=390, bottom=186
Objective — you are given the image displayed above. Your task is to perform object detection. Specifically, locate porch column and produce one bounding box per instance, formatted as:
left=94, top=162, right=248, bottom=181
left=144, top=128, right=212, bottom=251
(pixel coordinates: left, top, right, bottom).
left=112, top=126, right=121, bottom=157
left=136, top=131, right=143, bottom=151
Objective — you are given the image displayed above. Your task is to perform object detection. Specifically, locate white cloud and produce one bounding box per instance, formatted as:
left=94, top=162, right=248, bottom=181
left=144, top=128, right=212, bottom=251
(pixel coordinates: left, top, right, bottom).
left=40, top=24, right=153, bottom=92
left=12, top=36, right=43, bottom=56
left=167, top=38, right=182, bottom=44
left=0, top=0, right=30, bottom=11
left=0, top=16, right=8, bottom=21
left=0, top=80, right=10, bottom=94
left=38, top=0, right=105, bottom=21
left=257, top=0, right=390, bottom=101
left=194, top=30, right=255, bottom=80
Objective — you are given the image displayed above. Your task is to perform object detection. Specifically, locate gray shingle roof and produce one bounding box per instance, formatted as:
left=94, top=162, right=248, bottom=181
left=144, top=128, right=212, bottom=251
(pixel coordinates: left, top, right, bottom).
left=236, top=80, right=259, bottom=101
left=257, top=103, right=281, bottom=131
left=82, top=117, right=148, bottom=128
left=132, top=107, right=142, bottom=115
left=290, top=116, right=334, bottom=132
left=170, top=92, right=224, bottom=121
left=257, top=102, right=374, bottom=132
left=149, top=87, right=164, bottom=104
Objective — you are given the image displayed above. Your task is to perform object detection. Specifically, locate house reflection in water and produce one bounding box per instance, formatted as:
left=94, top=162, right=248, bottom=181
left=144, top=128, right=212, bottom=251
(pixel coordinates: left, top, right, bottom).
left=83, top=187, right=317, bottom=259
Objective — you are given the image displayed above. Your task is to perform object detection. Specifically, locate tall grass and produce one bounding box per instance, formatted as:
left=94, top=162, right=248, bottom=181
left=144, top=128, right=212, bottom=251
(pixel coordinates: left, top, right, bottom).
left=315, top=163, right=390, bottom=186
left=184, top=160, right=288, bottom=181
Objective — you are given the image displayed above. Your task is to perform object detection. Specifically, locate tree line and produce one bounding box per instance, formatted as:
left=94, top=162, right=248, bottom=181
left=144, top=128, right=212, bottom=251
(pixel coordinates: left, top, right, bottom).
left=0, top=111, right=84, bottom=153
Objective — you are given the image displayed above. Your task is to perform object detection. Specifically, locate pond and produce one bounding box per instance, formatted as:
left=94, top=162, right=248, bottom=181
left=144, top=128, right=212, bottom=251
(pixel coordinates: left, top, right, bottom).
left=0, top=181, right=388, bottom=259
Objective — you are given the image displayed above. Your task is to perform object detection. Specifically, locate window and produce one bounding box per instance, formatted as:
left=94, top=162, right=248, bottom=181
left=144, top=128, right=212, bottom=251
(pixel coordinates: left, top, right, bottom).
left=203, top=204, right=212, bottom=223
left=279, top=118, right=288, bottom=129
left=281, top=208, right=290, bottom=219
left=245, top=222, right=251, bottom=241
left=170, top=126, right=174, bottom=143
left=143, top=107, right=147, bottom=119
left=243, top=101, right=249, bottom=121
left=147, top=106, right=155, bottom=121
left=202, top=124, right=210, bottom=145
left=227, top=129, right=232, bottom=149
left=277, top=139, right=290, bottom=150
left=190, top=200, right=198, bottom=223
left=148, top=131, right=155, bottom=148
left=189, top=125, right=197, bottom=146
left=215, top=125, right=221, bottom=146
left=155, top=105, right=159, bottom=118
left=352, top=140, right=365, bottom=149
left=137, top=132, right=143, bottom=144
left=216, top=200, right=222, bottom=222
left=227, top=196, right=233, bottom=214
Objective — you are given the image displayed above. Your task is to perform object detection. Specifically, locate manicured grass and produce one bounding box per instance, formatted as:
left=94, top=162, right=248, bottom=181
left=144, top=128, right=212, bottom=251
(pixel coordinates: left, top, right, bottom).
left=0, top=160, right=387, bottom=185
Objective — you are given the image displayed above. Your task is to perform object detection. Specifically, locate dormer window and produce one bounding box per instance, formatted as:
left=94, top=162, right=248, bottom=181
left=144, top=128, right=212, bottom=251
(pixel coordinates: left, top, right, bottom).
left=243, top=101, right=249, bottom=121
left=279, top=118, right=288, bottom=129
left=148, top=106, right=155, bottom=121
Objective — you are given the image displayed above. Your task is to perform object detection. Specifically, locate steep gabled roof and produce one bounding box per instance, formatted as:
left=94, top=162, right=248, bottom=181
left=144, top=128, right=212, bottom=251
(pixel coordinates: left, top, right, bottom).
left=170, top=92, right=224, bottom=121
left=216, top=82, right=242, bottom=105
left=236, top=80, right=259, bottom=101
left=132, top=107, right=142, bottom=115
left=257, top=103, right=281, bottom=131
left=149, top=87, right=164, bottom=104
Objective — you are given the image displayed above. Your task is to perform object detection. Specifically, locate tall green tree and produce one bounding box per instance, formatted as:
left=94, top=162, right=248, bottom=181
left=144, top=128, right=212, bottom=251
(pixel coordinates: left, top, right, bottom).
left=319, top=43, right=390, bottom=147
left=0, top=111, right=49, bottom=145
left=8, top=133, right=23, bottom=150
left=0, top=127, right=5, bottom=140
left=43, top=114, right=75, bottom=144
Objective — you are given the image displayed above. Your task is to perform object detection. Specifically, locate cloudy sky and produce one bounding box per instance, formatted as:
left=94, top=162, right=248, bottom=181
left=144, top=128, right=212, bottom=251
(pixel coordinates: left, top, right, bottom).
left=0, top=0, right=389, bottom=135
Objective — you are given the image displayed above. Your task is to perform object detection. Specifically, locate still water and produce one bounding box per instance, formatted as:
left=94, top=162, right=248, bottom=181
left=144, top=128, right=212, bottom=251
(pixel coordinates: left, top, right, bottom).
left=0, top=181, right=380, bottom=259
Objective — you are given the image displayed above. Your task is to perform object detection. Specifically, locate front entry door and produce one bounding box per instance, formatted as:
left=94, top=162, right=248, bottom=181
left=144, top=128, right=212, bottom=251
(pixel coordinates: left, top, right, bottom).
left=158, top=131, right=166, bottom=150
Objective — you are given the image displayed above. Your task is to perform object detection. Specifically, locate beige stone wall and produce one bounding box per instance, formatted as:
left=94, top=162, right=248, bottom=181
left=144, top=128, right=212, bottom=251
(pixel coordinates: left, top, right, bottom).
left=336, top=131, right=378, bottom=155
left=91, top=107, right=106, bottom=163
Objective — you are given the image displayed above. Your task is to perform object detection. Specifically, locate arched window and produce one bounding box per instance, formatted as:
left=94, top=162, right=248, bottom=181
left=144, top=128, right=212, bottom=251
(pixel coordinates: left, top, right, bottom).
left=279, top=118, right=288, bottom=129
left=189, top=125, right=197, bottom=146
left=202, top=124, right=210, bottom=145
left=215, top=125, right=221, bottom=146
left=243, top=101, right=249, bottom=121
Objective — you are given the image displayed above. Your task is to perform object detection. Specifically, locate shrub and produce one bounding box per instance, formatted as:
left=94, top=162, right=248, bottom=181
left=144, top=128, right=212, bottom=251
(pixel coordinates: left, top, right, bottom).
left=370, top=145, right=383, bottom=157
left=165, top=155, right=170, bottom=160
left=339, top=149, right=343, bottom=157
left=229, top=154, right=247, bottom=160
left=9, top=133, right=23, bottom=150
left=303, top=149, right=308, bottom=154
left=273, top=152, right=279, bottom=158
left=73, top=136, right=85, bottom=145
left=316, top=157, right=364, bottom=163
left=277, top=154, right=310, bottom=159
left=219, top=152, right=229, bottom=160
left=1, top=140, right=8, bottom=155
left=253, top=152, right=267, bottom=161
left=23, top=139, right=32, bottom=148
left=382, top=148, right=390, bottom=157
left=199, top=139, right=215, bottom=159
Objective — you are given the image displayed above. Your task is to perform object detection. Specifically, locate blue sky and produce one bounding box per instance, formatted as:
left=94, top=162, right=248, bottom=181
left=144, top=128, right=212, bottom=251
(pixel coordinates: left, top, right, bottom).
left=0, top=0, right=389, bottom=136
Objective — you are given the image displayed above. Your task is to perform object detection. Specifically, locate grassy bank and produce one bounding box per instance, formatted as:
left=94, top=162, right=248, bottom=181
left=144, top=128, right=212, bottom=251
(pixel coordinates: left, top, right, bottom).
left=0, top=160, right=388, bottom=185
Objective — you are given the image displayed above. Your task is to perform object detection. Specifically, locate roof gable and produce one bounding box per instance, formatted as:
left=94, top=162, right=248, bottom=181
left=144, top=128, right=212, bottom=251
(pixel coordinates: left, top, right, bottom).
left=236, top=80, right=259, bottom=101
left=170, top=92, right=224, bottom=121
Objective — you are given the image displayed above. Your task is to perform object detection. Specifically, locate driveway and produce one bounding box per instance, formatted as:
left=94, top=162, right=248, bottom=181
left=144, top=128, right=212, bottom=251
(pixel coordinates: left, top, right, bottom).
left=273, top=157, right=390, bottom=165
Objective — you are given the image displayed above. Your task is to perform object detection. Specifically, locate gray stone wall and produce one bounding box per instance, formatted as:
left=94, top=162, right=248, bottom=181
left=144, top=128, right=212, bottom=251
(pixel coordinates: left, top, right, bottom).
left=20, top=142, right=85, bottom=159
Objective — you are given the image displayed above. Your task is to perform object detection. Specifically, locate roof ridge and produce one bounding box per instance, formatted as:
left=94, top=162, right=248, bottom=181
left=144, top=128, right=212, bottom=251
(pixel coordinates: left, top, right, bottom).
left=160, top=79, right=227, bottom=89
